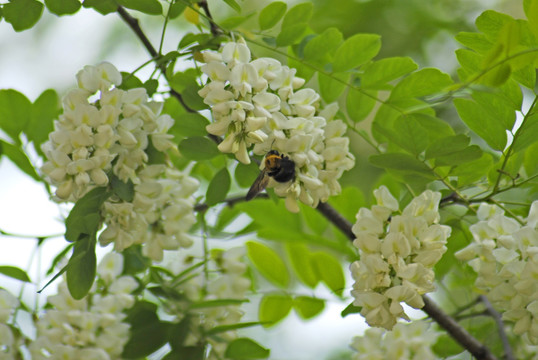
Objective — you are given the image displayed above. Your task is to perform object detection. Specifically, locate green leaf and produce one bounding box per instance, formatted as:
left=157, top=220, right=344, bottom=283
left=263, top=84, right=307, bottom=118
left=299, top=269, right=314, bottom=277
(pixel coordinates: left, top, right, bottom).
left=472, top=91, right=517, bottom=130
left=116, top=0, right=162, bottom=15
left=318, top=72, right=349, bottom=103
left=475, top=10, right=514, bottom=42
left=246, top=241, right=289, bottom=288
left=276, top=23, right=308, bottom=46
left=361, top=57, right=418, bottom=90
left=526, top=0, right=538, bottom=40
left=82, top=0, right=117, bottom=14
left=235, top=161, right=259, bottom=189
left=332, top=34, right=381, bottom=72
left=123, top=301, right=170, bottom=358
left=206, top=322, right=262, bottom=336
left=225, top=338, right=270, bottom=359
left=512, top=111, right=538, bottom=153
left=425, top=134, right=471, bottom=159
left=453, top=153, right=494, bottom=186
left=206, top=168, right=231, bottom=206
left=0, top=140, right=40, bottom=181
left=341, top=302, right=362, bottom=318
left=434, top=145, right=483, bottom=166
left=27, top=89, right=59, bottom=157
left=432, top=334, right=463, bottom=358
left=222, top=0, right=241, bottom=12
left=0, top=89, right=32, bottom=143
left=293, top=296, right=324, bottom=319
left=303, top=27, right=343, bottom=64
left=66, top=234, right=96, bottom=299
left=454, top=98, right=507, bottom=151
left=258, top=1, right=286, bottom=30
left=0, top=266, right=31, bottom=283
left=346, top=88, right=377, bottom=122
left=286, top=243, right=319, bottom=288
left=109, top=174, right=135, bottom=202
left=455, top=32, right=493, bottom=53
left=236, top=200, right=302, bottom=233
left=390, top=68, right=453, bottom=102
left=281, top=2, right=312, bottom=28
left=143, top=79, right=159, bottom=96
left=178, top=137, right=220, bottom=161
left=170, top=113, right=209, bottom=138
left=220, top=13, right=256, bottom=30
left=122, top=245, right=151, bottom=275
left=3, top=0, right=43, bottom=31
left=372, top=115, right=429, bottom=155
left=512, top=64, right=536, bottom=89
left=44, top=0, right=81, bottom=15
left=369, top=153, right=433, bottom=177
left=168, top=1, right=186, bottom=18
left=258, top=293, right=293, bottom=326
left=311, top=252, right=345, bottom=296
left=65, top=187, right=110, bottom=242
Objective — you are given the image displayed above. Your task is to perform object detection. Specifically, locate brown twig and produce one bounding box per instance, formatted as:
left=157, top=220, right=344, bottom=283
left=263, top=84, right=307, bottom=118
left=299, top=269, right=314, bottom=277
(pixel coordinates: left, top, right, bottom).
left=198, top=0, right=221, bottom=37
left=422, top=295, right=497, bottom=360
left=116, top=6, right=195, bottom=113
left=316, top=202, right=355, bottom=240
left=480, top=295, right=514, bottom=360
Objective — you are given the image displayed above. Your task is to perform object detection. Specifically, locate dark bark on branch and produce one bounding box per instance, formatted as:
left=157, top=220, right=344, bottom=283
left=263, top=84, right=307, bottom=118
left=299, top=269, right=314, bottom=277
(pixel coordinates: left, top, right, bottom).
left=422, top=295, right=497, bottom=360
left=316, top=202, right=355, bottom=240
left=480, top=295, right=514, bottom=360
left=116, top=6, right=194, bottom=113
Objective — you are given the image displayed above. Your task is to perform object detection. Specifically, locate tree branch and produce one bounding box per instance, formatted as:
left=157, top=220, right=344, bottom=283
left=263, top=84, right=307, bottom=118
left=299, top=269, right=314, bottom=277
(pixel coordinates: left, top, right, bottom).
left=116, top=6, right=195, bottom=113
left=316, top=202, right=355, bottom=240
left=422, top=295, right=497, bottom=360
left=198, top=0, right=221, bottom=37
left=480, top=295, right=514, bottom=360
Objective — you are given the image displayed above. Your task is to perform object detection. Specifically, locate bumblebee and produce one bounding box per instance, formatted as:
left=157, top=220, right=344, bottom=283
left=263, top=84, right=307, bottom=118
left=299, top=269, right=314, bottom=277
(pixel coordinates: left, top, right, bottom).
left=246, top=150, right=296, bottom=201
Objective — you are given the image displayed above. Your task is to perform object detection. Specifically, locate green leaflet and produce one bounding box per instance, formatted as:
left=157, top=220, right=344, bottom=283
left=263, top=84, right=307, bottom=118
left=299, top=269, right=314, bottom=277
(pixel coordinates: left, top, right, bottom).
left=246, top=241, right=289, bottom=288
left=258, top=2, right=287, bottom=30
left=332, top=33, right=381, bottom=72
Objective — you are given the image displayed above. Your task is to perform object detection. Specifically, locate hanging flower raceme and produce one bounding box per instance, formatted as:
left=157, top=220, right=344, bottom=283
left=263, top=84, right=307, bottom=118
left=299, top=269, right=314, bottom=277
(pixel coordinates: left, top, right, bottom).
left=41, top=63, right=199, bottom=260
left=30, top=253, right=136, bottom=360
left=456, top=201, right=538, bottom=344
left=198, top=39, right=355, bottom=212
left=0, top=289, right=22, bottom=359
left=349, top=186, right=450, bottom=330
left=350, top=321, right=441, bottom=360
left=163, top=247, right=251, bottom=360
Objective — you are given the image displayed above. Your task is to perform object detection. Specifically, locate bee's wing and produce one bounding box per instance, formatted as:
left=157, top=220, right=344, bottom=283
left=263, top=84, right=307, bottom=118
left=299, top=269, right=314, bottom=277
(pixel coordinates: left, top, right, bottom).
left=246, top=170, right=271, bottom=201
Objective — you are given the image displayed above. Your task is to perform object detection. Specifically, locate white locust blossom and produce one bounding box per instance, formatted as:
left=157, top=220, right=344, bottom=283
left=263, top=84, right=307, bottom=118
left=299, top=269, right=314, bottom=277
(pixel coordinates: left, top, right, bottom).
left=164, top=247, right=251, bottom=360
left=350, top=186, right=450, bottom=330
left=30, top=253, right=136, bottom=360
left=0, top=289, right=21, bottom=359
left=456, top=201, right=538, bottom=344
left=198, top=39, right=354, bottom=212
left=351, top=321, right=441, bottom=360
left=41, top=63, right=199, bottom=260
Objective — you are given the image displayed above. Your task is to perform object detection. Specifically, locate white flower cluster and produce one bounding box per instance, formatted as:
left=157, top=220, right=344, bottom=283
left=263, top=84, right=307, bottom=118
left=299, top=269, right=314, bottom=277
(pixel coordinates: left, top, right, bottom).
left=0, top=289, right=21, bottom=359
left=30, top=253, right=137, bottom=360
left=350, top=186, right=450, bottom=330
left=456, top=201, right=538, bottom=344
left=350, top=321, right=440, bottom=360
left=41, top=63, right=199, bottom=260
left=198, top=39, right=354, bottom=212
left=166, top=247, right=251, bottom=359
